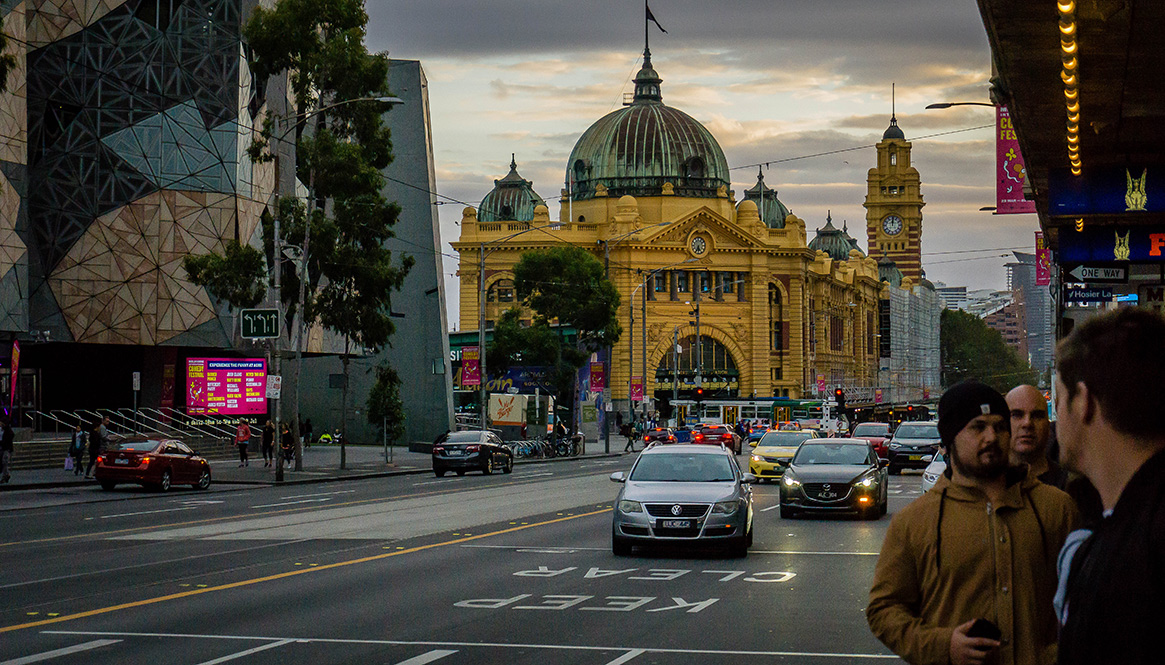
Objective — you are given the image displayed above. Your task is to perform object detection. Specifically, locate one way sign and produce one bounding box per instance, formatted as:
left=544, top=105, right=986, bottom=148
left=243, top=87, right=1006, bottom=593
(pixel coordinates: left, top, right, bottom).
left=1066, top=264, right=1128, bottom=283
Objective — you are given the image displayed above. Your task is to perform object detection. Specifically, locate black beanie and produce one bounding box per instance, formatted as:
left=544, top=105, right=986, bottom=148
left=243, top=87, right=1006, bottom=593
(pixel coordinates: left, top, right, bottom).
left=937, top=380, right=1010, bottom=449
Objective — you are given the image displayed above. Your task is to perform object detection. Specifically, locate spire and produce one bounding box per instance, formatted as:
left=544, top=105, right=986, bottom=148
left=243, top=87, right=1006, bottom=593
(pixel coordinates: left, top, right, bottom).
left=882, top=84, right=906, bottom=140
left=510, top=153, right=516, bottom=171
left=632, top=47, right=663, bottom=103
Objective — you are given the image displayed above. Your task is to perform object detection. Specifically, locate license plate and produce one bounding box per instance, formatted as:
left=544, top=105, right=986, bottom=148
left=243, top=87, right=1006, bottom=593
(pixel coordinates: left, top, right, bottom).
left=819, top=492, right=838, bottom=499
left=908, top=454, right=922, bottom=461
left=659, top=519, right=691, bottom=529
left=114, top=458, right=129, bottom=465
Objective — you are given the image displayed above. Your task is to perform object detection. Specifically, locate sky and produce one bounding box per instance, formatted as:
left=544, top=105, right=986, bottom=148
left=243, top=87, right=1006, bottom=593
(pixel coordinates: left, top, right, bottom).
left=364, top=0, right=1042, bottom=327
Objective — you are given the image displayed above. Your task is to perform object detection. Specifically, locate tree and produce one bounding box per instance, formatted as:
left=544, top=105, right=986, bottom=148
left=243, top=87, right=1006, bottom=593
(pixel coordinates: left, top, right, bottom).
left=0, top=17, right=15, bottom=95
left=182, top=241, right=267, bottom=308
left=940, top=308, right=1038, bottom=393
left=244, top=0, right=413, bottom=469
left=491, top=246, right=621, bottom=430
left=366, top=362, right=405, bottom=446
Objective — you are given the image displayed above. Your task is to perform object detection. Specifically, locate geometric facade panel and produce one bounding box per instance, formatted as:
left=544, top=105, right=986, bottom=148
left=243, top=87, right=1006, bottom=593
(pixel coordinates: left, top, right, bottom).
left=25, top=0, right=129, bottom=48
left=47, top=190, right=233, bottom=345
left=1, top=0, right=28, bottom=332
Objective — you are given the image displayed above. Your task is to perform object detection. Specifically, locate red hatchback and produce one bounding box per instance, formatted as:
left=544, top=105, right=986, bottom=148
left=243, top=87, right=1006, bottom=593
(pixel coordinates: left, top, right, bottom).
left=692, top=425, right=741, bottom=454
left=850, top=422, right=892, bottom=460
left=95, top=438, right=212, bottom=491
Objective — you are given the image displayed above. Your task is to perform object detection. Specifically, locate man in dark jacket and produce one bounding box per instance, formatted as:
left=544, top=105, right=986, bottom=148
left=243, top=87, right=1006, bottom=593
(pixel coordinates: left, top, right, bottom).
left=868, top=381, right=1077, bottom=665
left=0, top=416, right=14, bottom=483
left=1054, top=308, right=1165, bottom=665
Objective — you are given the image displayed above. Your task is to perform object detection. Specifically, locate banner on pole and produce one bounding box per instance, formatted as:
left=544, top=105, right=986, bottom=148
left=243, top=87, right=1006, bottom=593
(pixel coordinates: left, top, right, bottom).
left=590, top=361, right=606, bottom=391
left=9, top=339, right=18, bottom=408
left=461, top=346, right=480, bottom=387
left=1036, top=231, right=1051, bottom=286
left=630, top=377, right=644, bottom=402
left=997, top=106, right=1037, bottom=214
left=816, top=374, right=826, bottom=394
left=874, top=388, right=883, bottom=404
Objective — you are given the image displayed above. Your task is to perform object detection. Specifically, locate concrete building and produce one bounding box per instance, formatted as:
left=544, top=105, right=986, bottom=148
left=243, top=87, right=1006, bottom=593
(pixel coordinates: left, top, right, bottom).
left=1006, top=251, right=1054, bottom=379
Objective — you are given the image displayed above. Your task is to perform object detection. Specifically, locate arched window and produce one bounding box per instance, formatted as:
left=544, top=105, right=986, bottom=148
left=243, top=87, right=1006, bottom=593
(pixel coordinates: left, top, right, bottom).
left=658, top=335, right=738, bottom=375
left=487, top=279, right=515, bottom=303
left=768, top=283, right=783, bottom=351
left=889, top=151, right=898, bottom=166
left=500, top=204, right=513, bottom=219
left=573, top=160, right=588, bottom=185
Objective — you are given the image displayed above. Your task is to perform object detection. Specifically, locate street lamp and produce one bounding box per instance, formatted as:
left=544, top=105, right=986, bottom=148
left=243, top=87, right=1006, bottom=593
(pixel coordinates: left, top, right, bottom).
left=269, top=94, right=403, bottom=479
left=628, top=258, right=697, bottom=425
left=924, top=101, right=996, bottom=109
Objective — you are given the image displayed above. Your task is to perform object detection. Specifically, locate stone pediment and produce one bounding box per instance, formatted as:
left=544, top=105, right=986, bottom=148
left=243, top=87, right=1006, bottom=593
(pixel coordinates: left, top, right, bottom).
left=641, top=208, right=765, bottom=251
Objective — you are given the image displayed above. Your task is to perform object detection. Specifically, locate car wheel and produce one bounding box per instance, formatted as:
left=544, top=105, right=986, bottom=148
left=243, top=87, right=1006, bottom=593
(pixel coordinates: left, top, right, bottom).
left=100, top=481, right=116, bottom=491
left=728, top=537, right=749, bottom=558
left=503, top=455, right=513, bottom=474
left=612, top=536, right=632, bottom=556
left=746, top=524, right=754, bottom=547
left=434, top=468, right=446, bottom=478
left=779, top=505, right=796, bottom=519
left=888, top=465, right=901, bottom=475
left=193, top=469, right=211, bottom=490
left=158, top=470, right=172, bottom=492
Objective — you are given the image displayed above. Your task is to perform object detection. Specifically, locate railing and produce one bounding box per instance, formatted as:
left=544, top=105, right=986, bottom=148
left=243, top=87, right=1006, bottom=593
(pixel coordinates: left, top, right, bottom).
left=26, top=408, right=245, bottom=440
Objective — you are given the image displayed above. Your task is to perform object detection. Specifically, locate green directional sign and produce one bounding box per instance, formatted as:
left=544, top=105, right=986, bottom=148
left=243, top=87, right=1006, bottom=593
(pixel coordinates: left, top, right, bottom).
left=241, top=308, right=280, bottom=339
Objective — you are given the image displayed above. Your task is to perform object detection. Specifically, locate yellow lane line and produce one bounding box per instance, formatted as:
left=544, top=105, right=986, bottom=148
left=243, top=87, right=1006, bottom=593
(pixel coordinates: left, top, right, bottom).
left=0, top=508, right=611, bottom=634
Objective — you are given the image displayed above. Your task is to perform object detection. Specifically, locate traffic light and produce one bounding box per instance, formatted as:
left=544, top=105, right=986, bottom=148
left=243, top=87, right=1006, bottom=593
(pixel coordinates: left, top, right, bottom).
left=695, top=387, right=704, bottom=399
left=833, top=387, right=846, bottom=412
left=906, top=405, right=914, bottom=421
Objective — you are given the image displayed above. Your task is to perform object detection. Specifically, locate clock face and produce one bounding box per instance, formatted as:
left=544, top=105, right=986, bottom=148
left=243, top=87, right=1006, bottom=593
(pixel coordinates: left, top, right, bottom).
left=882, top=215, right=903, bottom=236
left=690, top=236, right=707, bottom=256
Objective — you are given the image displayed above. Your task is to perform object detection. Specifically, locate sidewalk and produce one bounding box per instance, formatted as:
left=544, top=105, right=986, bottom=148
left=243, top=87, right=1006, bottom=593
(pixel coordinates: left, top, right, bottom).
left=0, top=443, right=627, bottom=492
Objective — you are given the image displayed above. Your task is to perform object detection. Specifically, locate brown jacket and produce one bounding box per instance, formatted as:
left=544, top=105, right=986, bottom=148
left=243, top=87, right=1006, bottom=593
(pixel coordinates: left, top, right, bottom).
left=867, top=467, right=1078, bottom=665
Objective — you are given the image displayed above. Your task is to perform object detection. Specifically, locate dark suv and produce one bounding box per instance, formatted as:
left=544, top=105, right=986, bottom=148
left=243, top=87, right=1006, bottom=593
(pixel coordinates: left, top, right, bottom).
left=885, top=421, right=941, bottom=474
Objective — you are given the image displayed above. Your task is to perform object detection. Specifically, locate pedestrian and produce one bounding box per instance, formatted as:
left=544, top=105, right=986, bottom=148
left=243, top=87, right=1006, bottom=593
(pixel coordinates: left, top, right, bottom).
left=303, top=418, right=313, bottom=448
left=235, top=418, right=251, bottom=467
left=69, top=424, right=87, bottom=476
left=1052, top=308, right=1165, bottom=664
left=867, top=380, right=1078, bottom=665
left=280, top=422, right=293, bottom=469
left=622, top=418, right=636, bottom=453
left=0, top=416, right=14, bottom=484
left=1006, top=384, right=1102, bottom=524
left=261, top=419, right=275, bottom=467
left=84, top=416, right=108, bottom=478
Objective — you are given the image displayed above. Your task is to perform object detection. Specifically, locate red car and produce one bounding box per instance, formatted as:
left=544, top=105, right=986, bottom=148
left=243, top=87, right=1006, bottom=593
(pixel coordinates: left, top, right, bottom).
left=692, top=424, right=741, bottom=454
left=642, top=427, right=677, bottom=446
left=95, top=437, right=212, bottom=491
left=850, top=422, right=892, bottom=460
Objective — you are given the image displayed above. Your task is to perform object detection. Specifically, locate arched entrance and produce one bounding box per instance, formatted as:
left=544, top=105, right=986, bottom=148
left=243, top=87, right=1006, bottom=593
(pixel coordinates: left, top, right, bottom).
left=655, top=334, right=740, bottom=399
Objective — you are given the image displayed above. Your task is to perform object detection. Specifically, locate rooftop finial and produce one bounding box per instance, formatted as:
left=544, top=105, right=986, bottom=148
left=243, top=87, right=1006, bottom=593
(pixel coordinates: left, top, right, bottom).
left=510, top=153, right=516, bottom=171
left=891, top=82, right=896, bottom=122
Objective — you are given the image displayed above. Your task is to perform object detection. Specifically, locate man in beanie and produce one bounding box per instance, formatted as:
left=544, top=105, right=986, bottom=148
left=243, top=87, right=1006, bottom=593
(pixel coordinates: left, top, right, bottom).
left=1054, top=308, right=1165, bottom=664
left=868, top=380, right=1078, bottom=665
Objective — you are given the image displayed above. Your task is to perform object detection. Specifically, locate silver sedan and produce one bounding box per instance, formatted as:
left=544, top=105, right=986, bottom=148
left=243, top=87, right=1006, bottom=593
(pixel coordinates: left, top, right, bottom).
left=610, top=444, right=755, bottom=557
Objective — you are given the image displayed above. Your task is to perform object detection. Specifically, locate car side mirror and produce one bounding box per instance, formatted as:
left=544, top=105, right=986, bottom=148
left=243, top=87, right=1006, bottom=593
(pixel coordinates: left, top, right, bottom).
left=610, top=471, right=627, bottom=483
left=741, top=473, right=758, bottom=484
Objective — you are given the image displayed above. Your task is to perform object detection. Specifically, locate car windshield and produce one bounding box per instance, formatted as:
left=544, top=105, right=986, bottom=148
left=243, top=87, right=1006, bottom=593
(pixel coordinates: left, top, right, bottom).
left=443, top=432, right=485, bottom=443
left=895, top=423, right=940, bottom=439
left=630, top=453, right=736, bottom=482
left=852, top=423, right=889, bottom=437
left=107, top=440, right=160, bottom=452
left=793, top=443, right=870, bottom=466
left=758, top=431, right=810, bottom=447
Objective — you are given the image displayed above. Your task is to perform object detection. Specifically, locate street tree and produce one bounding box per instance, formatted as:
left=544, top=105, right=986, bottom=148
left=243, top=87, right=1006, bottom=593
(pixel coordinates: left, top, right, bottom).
left=366, top=361, right=405, bottom=447
left=940, top=308, right=1038, bottom=392
left=182, top=241, right=267, bottom=309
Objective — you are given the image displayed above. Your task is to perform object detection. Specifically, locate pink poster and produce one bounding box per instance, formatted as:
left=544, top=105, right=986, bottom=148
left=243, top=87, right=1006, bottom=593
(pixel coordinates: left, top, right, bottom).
left=630, top=377, right=643, bottom=402
left=997, top=106, right=1037, bottom=214
left=816, top=374, right=826, bottom=394
left=186, top=358, right=267, bottom=415
left=461, top=346, right=480, bottom=387
left=590, top=361, right=606, bottom=391
left=1035, top=232, right=1051, bottom=286
left=874, top=389, right=883, bottom=404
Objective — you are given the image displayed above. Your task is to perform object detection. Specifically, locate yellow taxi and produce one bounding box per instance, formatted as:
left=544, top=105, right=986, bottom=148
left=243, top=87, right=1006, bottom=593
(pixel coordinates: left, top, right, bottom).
left=749, top=429, right=819, bottom=481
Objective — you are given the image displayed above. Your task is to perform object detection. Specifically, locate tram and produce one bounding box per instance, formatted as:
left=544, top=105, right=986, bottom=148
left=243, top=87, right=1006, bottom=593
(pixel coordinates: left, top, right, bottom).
left=669, top=398, right=832, bottom=429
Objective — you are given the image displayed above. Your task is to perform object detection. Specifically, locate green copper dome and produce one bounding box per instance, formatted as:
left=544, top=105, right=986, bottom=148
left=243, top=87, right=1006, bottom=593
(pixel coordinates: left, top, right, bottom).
left=809, top=213, right=864, bottom=261
left=878, top=257, right=904, bottom=288
left=479, top=156, right=546, bottom=222
left=740, top=169, right=792, bottom=228
left=566, top=49, right=730, bottom=201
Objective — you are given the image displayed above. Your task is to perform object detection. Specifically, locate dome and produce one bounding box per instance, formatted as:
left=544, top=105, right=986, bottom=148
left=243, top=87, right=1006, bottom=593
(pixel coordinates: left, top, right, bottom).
left=478, top=156, right=546, bottom=222
left=808, top=213, right=865, bottom=261
left=882, top=114, right=905, bottom=140
left=878, top=256, right=904, bottom=288
left=740, top=169, right=791, bottom=228
left=566, top=49, right=730, bottom=201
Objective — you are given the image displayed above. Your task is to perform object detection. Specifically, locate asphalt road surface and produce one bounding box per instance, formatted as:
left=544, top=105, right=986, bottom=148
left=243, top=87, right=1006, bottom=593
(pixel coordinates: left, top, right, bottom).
left=0, top=455, right=922, bottom=664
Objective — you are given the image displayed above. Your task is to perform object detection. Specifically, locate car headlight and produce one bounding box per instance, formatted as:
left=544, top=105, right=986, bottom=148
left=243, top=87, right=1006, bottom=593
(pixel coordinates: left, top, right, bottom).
left=888, top=442, right=902, bottom=450
left=783, top=473, right=801, bottom=487
left=618, top=500, right=643, bottom=514
left=860, top=475, right=876, bottom=488
left=750, top=455, right=763, bottom=462
left=711, top=500, right=738, bottom=515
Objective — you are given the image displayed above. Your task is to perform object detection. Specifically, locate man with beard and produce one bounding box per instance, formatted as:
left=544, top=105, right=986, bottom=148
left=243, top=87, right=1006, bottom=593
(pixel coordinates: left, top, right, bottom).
left=868, top=381, right=1078, bottom=665
left=1054, top=308, right=1165, bottom=664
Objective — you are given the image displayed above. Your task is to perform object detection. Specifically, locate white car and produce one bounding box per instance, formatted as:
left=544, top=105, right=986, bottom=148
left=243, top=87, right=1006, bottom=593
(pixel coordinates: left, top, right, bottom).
left=920, top=451, right=946, bottom=492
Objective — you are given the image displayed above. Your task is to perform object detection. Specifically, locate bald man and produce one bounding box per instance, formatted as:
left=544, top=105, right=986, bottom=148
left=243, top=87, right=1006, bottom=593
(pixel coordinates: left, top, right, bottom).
left=1006, top=385, right=1066, bottom=487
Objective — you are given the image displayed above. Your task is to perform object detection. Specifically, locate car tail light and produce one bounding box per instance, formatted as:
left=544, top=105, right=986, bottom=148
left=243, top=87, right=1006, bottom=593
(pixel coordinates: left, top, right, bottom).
left=643, top=436, right=651, bottom=442
left=668, top=436, right=675, bottom=442
left=96, top=455, right=105, bottom=464
left=466, top=445, right=481, bottom=452
left=693, top=433, right=704, bottom=442
left=139, top=455, right=151, bottom=467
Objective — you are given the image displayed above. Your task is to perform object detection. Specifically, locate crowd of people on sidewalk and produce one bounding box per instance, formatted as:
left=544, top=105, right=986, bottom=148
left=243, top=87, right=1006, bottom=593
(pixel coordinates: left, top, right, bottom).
left=234, top=417, right=314, bottom=469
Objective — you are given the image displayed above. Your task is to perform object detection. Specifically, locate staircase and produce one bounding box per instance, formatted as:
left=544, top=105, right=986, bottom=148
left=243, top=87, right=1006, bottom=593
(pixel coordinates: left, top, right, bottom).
left=10, top=436, right=238, bottom=471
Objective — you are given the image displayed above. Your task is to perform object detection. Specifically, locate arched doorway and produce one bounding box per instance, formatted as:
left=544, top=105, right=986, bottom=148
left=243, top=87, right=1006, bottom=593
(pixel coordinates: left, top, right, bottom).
left=655, top=334, right=740, bottom=399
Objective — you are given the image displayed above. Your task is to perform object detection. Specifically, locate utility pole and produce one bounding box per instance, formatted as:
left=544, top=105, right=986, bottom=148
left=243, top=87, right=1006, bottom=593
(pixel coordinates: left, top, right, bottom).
left=273, top=214, right=284, bottom=482
left=478, top=242, right=487, bottom=431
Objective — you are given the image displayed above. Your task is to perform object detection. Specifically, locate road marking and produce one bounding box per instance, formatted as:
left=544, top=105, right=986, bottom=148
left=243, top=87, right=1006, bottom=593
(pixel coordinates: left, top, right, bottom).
left=0, top=639, right=120, bottom=664
left=462, top=545, right=606, bottom=552
left=395, top=650, right=458, bottom=665
left=91, top=506, right=200, bottom=520
left=605, top=649, right=645, bottom=664
left=40, top=631, right=902, bottom=660
left=279, top=490, right=356, bottom=500
left=760, top=505, right=781, bottom=512
left=194, top=639, right=295, bottom=664
left=0, top=509, right=611, bottom=634
left=751, top=550, right=880, bottom=556
left=250, top=498, right=333, bottom=509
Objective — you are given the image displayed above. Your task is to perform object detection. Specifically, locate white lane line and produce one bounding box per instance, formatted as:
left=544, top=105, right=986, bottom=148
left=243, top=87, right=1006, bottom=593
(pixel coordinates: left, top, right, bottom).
left=515, top=472, right=554, bottom=479
left=194, top=639, right=295, bottom=664
left=89, top=506, right=199, bottom=520
left=0, top=639, right=121, bottom=665
left=760, top=504, right=781, bottom=512
left=42, top=631, right=901, bottom=659
left=251, top=498, right=332, bottom=509
left=605, top=649, right=645, bottom=665
left=279, top=490, right=356, bottom=500
left=395, top=650, right=458, bottom=665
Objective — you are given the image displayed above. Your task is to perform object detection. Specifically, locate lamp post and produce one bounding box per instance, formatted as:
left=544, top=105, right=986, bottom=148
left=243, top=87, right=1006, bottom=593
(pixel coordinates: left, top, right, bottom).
left=270, top=95, right=402, bottom=479
left=924, top=101, right=996, bottom=109
left=628, top=258, right=697, bottom=426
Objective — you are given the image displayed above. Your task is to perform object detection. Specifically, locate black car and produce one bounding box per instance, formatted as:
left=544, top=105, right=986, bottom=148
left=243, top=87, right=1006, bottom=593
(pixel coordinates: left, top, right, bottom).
left=778, top=438, right=889, bottom=520
left=885, top=421, right=942, bottom=474
left=642, top=427, right=677, bottom=446
left=432, top=430, right=513, bottom=477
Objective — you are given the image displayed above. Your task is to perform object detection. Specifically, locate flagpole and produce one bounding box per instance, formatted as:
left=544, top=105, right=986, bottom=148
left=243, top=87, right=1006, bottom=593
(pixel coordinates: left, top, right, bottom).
left=644, top=0, right=649, bottom=52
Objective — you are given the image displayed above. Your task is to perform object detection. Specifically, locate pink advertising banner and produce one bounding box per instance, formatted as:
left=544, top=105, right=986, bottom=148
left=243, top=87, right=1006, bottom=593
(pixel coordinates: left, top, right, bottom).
left=816, top=374, right=826, bottom=394
left=1035, top=231, right=1051, bottom=286
left=8, top=340, right=18, bottom=409
left=874, top=388, right=883, bottom=404
left=590, top=361, right=606, bottom=391
left=630, top=377, right=644, bottom=402
left=186, top=358, right=267, bottom=415
left=461, top=346, right=480, bottom=387
left=997, top=106, right=1037, bottom=214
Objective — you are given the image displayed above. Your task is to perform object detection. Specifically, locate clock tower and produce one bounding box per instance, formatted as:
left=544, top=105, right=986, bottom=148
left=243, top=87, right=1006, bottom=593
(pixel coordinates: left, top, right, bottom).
left=865, top=114, right=925, bottom=281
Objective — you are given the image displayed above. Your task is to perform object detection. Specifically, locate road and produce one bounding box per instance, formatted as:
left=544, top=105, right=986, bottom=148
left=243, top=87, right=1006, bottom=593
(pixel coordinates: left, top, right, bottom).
left=0, top=454, right=922, bottom=663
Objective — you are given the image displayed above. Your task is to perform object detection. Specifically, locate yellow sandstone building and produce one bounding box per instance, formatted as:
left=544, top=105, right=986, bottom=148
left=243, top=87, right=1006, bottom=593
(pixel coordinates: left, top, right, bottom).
left=453, top=49, right=934, bottom=413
